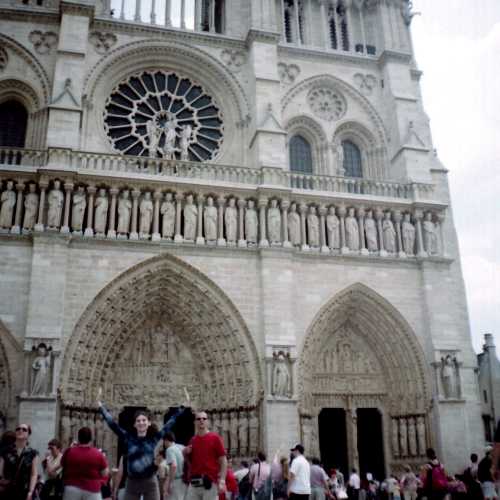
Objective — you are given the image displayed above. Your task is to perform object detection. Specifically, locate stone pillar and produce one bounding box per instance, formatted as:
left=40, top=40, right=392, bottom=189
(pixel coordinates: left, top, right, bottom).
left=319, top=205, right=329, bottom=253
left=196, top=194, right=205, bottom=245
left=338, top=204, right=348, bottom=254
left=237, top=199, right=246, bottom=248
left=129, top=189, right=140, bottom=240
left=60, top=182, right=73, bottom=234
left=165, top=0, right=171, bottom=26
left=281, top=200, right=291, bottom=248
left=174, top=193, right=184, bottom=243
left=358, top=206, right=368, bottom=256
left=11, top=181, right=25, bottom=234
left=293, top=0, right=301, bottom=45
left=107, top=188, right=118, bottom=239
left=258, top=198, right=269, bottom=248
left=375, top=207, right=387, bottom=257
left=413, top=209, right=427, bottom=258
left=217, top=196, right=226, bottom=246
left=347, top=408, right=359, bottom=472
left=394, top=209, right=405, bottom=258
left=84, top=186, right=96, bottom=237
left=299, top=203, right=309, bottom=251
left=180, top=0, right=186, bottom=28
left=152, top=190, right=162, bottom=242
left=34, top=181, right=48, bottom=232
left=194, top=0, right=201, bottom=30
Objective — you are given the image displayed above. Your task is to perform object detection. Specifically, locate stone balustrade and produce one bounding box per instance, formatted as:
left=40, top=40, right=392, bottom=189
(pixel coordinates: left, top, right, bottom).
left=0, top=175, right=447, bottom=259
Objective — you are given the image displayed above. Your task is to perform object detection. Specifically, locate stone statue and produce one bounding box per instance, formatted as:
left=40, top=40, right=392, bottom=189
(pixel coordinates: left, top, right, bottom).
left=229, top=412, right=239, bottom=455
left=248, top=410, right=259, bottom=455
left=364, top=210, right=378, bottom=252
left=117, top=190, right=131, bottom=235
left=272, top=352, right=291, bottom=398
left=302, top=418, right=312, bottom=456
left=408, top=417, right=417, bottom=456
left=382, top=212, right=396, bottom=253
left=31, top=343, right=51, bottom=395
left=441, top=355, right=458, bottom=398
left=23, top=184, right=38, bottom=231
left=334, top=138, right=345, bottom=174
left=221, top=412, right=230, bottom=449
left=307, top=206, right=320, bottom=248
left=60, top=408, right=71, bottom=448
left=204, top=196, right=218, bottom=243
left=423, top=212, right=438, bottom=255
left=267, top=199, right=281, bottom=245
left=392, top=419, right=399, bottom=457
left=94, top=188, right=109, bottom=235
left=245, top=200, right=258, bottom=246
left=225, top=198, right=237, bottom=244
left=0, top=181, right=16, bottom=230
left=399, top=417, right=408, bottom=457
left=180, top=125, right=192, bottom=161
left=146, top=119, right=162, bottom=158
left=345, top=208, right=359, bottom=251
left=163, top=114, right=178, bottom=160
left=238, top=412, right=248, bottom=456
left=417, top=416, right=426, bottom=454
left=71, top=186, right=87, bottom=232
left=47, top=180, right=64, bottom=229
left=160, top=193, right=175, bottom=239
left=288, top=202, right=301, bottom=246
left=402, top=213, right=415, bottom=255
left=326, top=206, right=340, bottom=250
left=183, top=194, right=197, bottom=241
left=139, top=192, right=153, bottom=237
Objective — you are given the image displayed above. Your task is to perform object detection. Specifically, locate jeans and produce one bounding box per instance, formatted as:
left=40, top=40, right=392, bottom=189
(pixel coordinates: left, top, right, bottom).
left=185, top=483, right=218, bottom=500
left=123, top=476, right=160, bottom=500
left=63, top=485, right=103, bottom=500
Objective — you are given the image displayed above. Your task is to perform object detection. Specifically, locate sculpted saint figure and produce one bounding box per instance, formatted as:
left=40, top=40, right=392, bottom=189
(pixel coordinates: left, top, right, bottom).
left=345, top=207, right=359, bottom=250
left=23, top=184, right=39, bottom=231
left=47, top=180, right=64, bottom=229
left=402, top=213, right=415, bottom=255
left=225, top=198, right=237, bottom=244
left=364, top=210, right=378, bottom=252
left=71, top=186, right=87, bottom=232
left=334, top=138, right=345, bottom=174
left=0, top=181, right=16, bottom=229
left=221, top=413, right=230, bottom=449
left=245, top=200, right=258, bottom=246
left=146, top=119, right=162, bottom=158
left=204, top=196, right=218, bottom=242
left=272, top=352, right=291, bottom=397
left=392, top=419, right=399, bottom=457
left=307, top=206, right=320, bottom=248
left=60, top=409, right=71, bottom=448
left=441, top=355, right=457, bottom=398
left=302, top=418, right=312, bottom=456
left=117, top=190, right=131, bottom=235
left=180, top=125, right=192, bottom=161
left=399, top=418, right=408, bottom=457
left=238, top=412, right=248, bottom=456
left=163, top=116, right=178, bottom=160
left=417, top=416, right=426, bottom=454
left=160, top=192, right=175, bottom=239
left=408, top=418, right=417, bottom=456
left=31, top=343, right=51, bottom=395
left=382, top=212, right=396, bottom=253
left=248, top=410, right=259, bottom=455
left=139, top=192, right=153, bottom=237
left=94, top=188, right=109, bottom=235
left=229, top=412, right=239, bottom=455
left=423, top=212, right=438, bottom=255
left=287, top=202, right=301, bottom=246
left=326, top=206, right=340, bottom=250
left=183, top=194, right=197, bottom=241
left=267, top=199, right=281, bottom=245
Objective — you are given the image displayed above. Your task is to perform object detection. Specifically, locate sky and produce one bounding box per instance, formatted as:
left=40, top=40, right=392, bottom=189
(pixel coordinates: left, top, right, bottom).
left=411, top=0, right=500, bottom=353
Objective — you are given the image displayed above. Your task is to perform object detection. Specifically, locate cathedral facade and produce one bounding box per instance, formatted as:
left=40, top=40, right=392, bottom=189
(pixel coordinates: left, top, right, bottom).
left=0, top=0, right=482, bottom=475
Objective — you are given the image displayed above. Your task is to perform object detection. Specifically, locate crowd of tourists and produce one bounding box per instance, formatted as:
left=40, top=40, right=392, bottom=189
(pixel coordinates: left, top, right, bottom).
left=1, top=406, right=500, bottom=500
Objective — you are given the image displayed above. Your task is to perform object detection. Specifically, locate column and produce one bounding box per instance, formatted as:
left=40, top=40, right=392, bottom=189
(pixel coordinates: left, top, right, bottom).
left=106, top=188, right=118, bottom=239
left=437, top=212, right=446, bottom=257
left=338, top=204, right=348, bottom=254
left=350, top=409, right=359, bottom=472
left=258, top=198, right=269, bottom=248
left=293, top=0, right=301, bottom=45
left=180, top=0, right=186, bottom=28
left=317, top=205, right=328, bottom=253
left=196, top=194, right=205, bottom=245
left=34, top=181, right=48, bottom=232
left=344, top=0, right=353, bottom=51
left=237, top=199, right=246, bottom=248
left=217, top=196, right=226, bottom=246
left=174, top=193, right=184, bottom=243
left=194, top=0, right=201, bottom=30
left=152, top=190, right=162, bottom=242
left=120, top=0, right=126, bottom=19
left=393, top=209, right=405, bottom=258
left=280, top=0, right=286, bottom=42
left=319, top=0, right=329, bottom=48
left=60, top=182, right=73, bottom=234
left=358, top=4, right=367, bottom=52
left=358, top=206, right=368, bottom=255
left=11, top=182, right=25, bottom=234
left=209, top=0, right=216, bottom=32
left=413, top=209, right=427, bottom=258
left=150, top=0, right=156, bottom=23
left=299, top=203, right=308, bottom=251
left=375, top=207, right=387, bottom=257
left=84, top=186, right=96, bottom=237
left=134, top=0, right=142, bottom=21
left=129, top=189, right=140, bottom=240
left=281, top=200, right=291, bottom=248
left=165, top=0, right=172, bottom=26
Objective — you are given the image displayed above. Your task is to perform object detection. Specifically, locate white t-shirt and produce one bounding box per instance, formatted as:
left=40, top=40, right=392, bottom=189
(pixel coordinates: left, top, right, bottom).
left=349, top=473, right=360, bottom=490
left=289, top=454, right=311, bottom=494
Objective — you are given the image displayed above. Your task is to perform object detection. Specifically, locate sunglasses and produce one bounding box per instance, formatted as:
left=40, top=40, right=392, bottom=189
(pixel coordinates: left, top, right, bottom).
left=16, top=427, right=29, bottom=432
left=196, top=417, right=208, bottom=421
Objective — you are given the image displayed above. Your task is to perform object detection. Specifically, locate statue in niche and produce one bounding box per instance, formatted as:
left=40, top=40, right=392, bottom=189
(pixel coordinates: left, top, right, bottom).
left=94, top=188, right=108, bottom=235
left=345, top=208, right=359, bottom=251
left=0, top=180, right=16, bottom=229
left=402, top=213, right=415, bottom=255
left=31, top=343, right=51, bottom=395
left=245, top=200, right=258, bottom=246
left=229, top=412, right=239, bottom=454
left=238, top=412, right=248, bottom=455
left=334, top=138, right=345, bottom=175
left=180, top=125, right=192, bottom=161
left=183, top=194, right=197, bottom=241
left=408, top=417, right=417, bottom=456
left=248, top=410, right=259, bottom=455
left=340, top=342, right=353, bottom=372
left=423, top=212, right=438, bottom=255
left=160, top=192, right=175, bottom=239
left=162, top=114, right=178, bottom=160
left=47, top=180, right=64, bottom=229
left=326, top=206, right=340, bottom=250
left=71, top=186, right=87, bottom=232
left=225, top=198, right=237, bottom=244
left=139, top=192, right=153, bottom=237
left=146, top=119, right=163, bottom=158
left=117, top=190, right=131, bottom=235
left=204, top=196, right=218, bottom=242
left=364, top=210, right=378, bottom=252
left=392, top=419, right=399, bottom=457
left=23, top=184, right=39, bottom=231
left=441, top=354, right=458, bottom=398
left=399, top=418, right=408, bottom=457
left=272, top=352, right=291, bottom=398
left=288, top=202, right=301, bottom=246
left=382, top=212, right=396, bottom=253
left=267, top=199, right=281, bottom=245
left=417, top=416, right=426, bottom=454
left=307, top=206, right=320, bottom=248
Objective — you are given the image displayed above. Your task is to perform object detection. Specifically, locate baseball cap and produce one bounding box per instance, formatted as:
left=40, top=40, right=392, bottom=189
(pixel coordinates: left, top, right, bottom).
left=290, top=444, right=304, bottom=454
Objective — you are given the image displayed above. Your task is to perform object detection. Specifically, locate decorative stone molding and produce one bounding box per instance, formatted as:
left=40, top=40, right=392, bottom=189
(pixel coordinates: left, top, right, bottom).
left=0, top=79, right=40, bottom=111
left=353, top=73, right=377, bottom=95
left=220, top=49, right=246, bottom=72
left=278, top=62, right=300, bottom=85
left=307, top=86, right=347, bottom=122
left=0, top=47, right=8, bottom=72
left=89, top=31, right=117, bottom=55
left=28, top=31, right=58, bottom=55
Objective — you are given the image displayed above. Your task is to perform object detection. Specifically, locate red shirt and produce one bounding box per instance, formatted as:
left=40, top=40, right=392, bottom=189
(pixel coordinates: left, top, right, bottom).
left=61, top=445, right=108, bottom=493
left=189, top=432, right=225, bottom=483
left=220, top=468, right=238, bottom=500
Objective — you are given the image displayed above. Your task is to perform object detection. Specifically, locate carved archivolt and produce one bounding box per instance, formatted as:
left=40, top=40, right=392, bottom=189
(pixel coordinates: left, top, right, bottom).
left=60, top=254, right=263, bottom=411
left=0, top=79, right=40, bottom=111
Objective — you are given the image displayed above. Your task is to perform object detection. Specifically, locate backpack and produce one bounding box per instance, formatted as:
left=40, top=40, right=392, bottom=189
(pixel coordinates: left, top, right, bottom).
left=238, top=472, right=251, bottom=498
left=430, top=463, right=448, bottom=491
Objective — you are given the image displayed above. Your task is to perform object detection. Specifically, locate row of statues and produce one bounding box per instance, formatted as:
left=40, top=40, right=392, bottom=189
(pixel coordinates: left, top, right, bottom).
left=391, top=415, right=427, bottom=458
left=0, top=180, right=442, bottom=256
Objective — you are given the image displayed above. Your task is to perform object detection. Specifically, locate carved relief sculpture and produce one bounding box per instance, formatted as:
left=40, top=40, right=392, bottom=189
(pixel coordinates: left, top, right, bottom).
left=31, top=343, right=51, bottom=396
left=221, top=412, right=230, bottom=449
left=238, top=411, right=248, bottom=456
left=326, top=206, right=340, bottom=250
left=364, top=210, right=378, bottom=252
left=60, top=408, right=71, bottom=448
left=408, top=417, right=417, bottom=456
left=267, top=199, right=281, bottom=245
left=334, top=139, right=345, bottom=175
left=345, top=208, right=359, bottom=251
left=307, top=87, right=347, bottom=122
left=225, top=198, right=237, bottom=244
left=229, top=412, right=239, bottom=455
left=89, top=31, right=117, bottom=54
left=245, top=200, right=258, bottom=247
left=179, top=125, right=193, bottom=161
left=399, top=417, right=408, bottom=457
left=382, top=212, right=396, bottom=254
left=28, top=31, right=58, bottom=54
left=288, top=203, right=301, bottom=247
left=23, top=184, right=38, bottom=231
left=71, top=186, right=87, bottom=233
left=160, top=192, right=175, bottom=239
left=139, top=192, right=154, bottom=238
left=441, top=354, right=458, bottom=399
left=183, top=194, right=197, bottom=241
left=307, top=206, right=320, bottom=248
left=204, top=196, right=218, bottom=243
left=417, top=416, right=426, bottom=454
left=117, top=190, right=132, bottom=235
left=47, top=180, right=64, bottom=229
left=146, top=119, right=163, bottom=158
left=249, top=410, right=259, bottom=455
left=94, top=188, right=109, bottom=235
left=392, top=419, right=399, bottom=457
left=423, top=212, right=438, bottom=255
left=272, top=352, right=291, bottom=398
left=301, top=417, right=312, bottom=456
left=402, top=213, right=415, bottom=255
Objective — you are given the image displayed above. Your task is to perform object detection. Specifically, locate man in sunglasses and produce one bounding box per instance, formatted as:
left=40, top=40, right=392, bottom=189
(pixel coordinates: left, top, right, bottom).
left=184, top=412, right=227, bottom=500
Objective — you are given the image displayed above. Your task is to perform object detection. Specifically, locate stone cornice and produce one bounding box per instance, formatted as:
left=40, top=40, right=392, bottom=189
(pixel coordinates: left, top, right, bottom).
left=245, top=29, right=281, bottom=46
left=60, top=0, right=95, bottom=17
left=377, top=49, right=413, bottom=66
left=0, top=6, right=59, bottom=24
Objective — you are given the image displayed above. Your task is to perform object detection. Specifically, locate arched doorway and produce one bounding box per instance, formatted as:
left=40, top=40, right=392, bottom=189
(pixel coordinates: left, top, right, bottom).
left=59, top=254, right=263, bottom=463
left=298, top=284, right=431, bottom=477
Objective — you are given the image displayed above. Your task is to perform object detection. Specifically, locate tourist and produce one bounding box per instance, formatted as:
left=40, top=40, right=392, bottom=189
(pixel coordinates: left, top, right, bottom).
left=234, top=461, right=250, bottom=484
left=310, top=458, right=328, bottom=500
left=61, top=426, right=108, bottom=500
left=222, top=456, right=239, bottom=500
left=249, top=452, right=271, bottom=500
left=420, top=448, right=448, bottom=500
left=460, top=454, right=482, bottom=500
left=386, top=476, right=400, bottom=500
left=400, top=465, right=419, bottom=500
left=0, top=423, right=39, bottom=499
left=348, top=470, right=360, bottom=500
left=98, top=393, right=186, bottom=500
left=0, top=430, right=15, bottom=455
left=113, top=455, right=128, bottom=500
left=41, top=438, right=63, bottom=500
left=184, top=411, right=227, bottom=500
left=271, top=456, right=289, bottom=500
left=162, top=432, right=185, bottom=500
left=235, top=461, right=251, bottom=500
left=478, top=446, right=497, bottom=500
left=328, top=468, right=345, bottom=498
left=288, top=444, right=310, bottom=500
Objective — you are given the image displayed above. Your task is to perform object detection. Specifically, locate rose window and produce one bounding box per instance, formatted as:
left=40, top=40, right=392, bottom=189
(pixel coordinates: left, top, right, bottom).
left=104, top=71, right=224, bottom=161
left=307, top=87, right=346, bottom=122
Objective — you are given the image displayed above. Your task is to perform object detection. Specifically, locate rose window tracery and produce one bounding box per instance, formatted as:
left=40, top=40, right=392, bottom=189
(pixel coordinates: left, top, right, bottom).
left=104, top=70, right=224, bottom=161
left=307, top=86, right=346, bottom=121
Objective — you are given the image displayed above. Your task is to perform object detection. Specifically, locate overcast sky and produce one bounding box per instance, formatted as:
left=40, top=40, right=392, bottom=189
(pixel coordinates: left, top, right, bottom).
left=411, top=1, right=500, bottom=353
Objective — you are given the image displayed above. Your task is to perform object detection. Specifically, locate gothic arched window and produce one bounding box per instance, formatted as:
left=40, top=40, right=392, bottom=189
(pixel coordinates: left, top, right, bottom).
left=342, top=140, right=363, bottom=177
left=289, top=135, right=313, bottom=173
left=0, top=100, right=28, bottom=147
left=201, top=0, right=225, bottom=33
